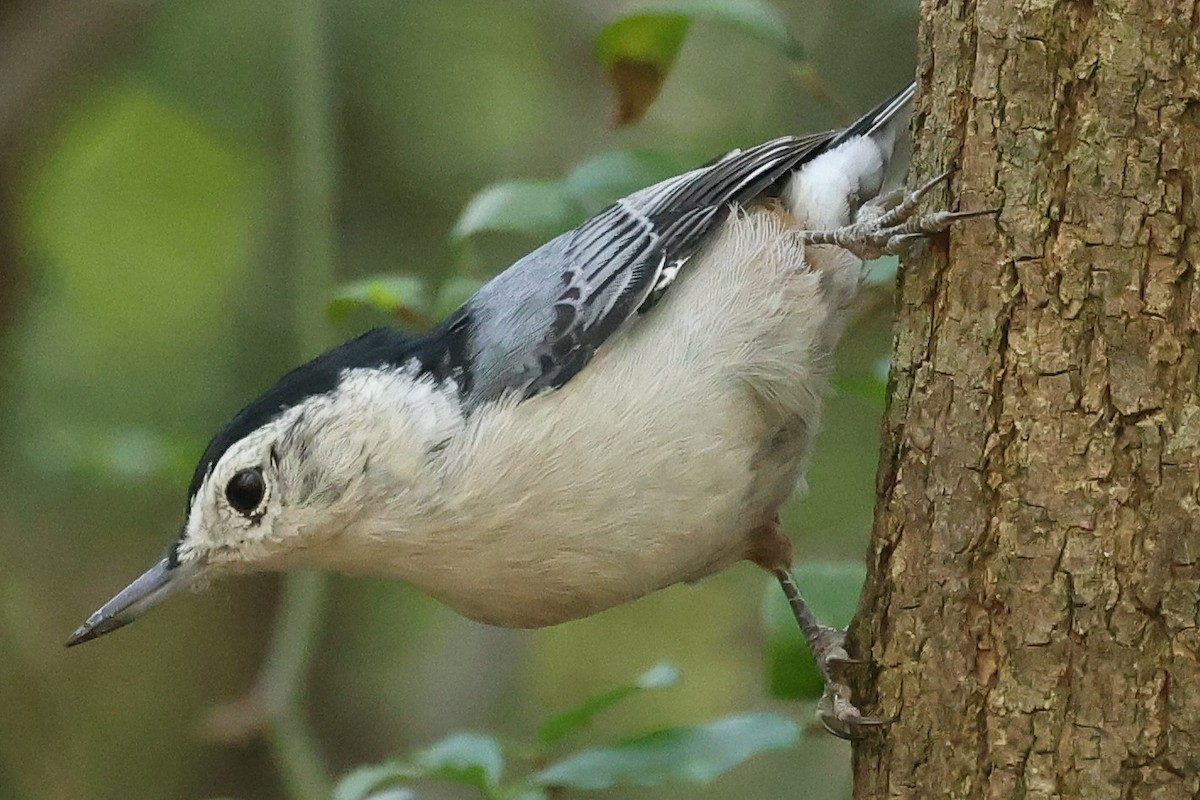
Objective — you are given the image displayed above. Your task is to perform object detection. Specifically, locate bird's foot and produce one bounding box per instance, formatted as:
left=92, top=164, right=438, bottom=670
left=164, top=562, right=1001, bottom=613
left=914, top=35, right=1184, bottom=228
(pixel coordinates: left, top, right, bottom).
left=807, top=626, right=892, bottom=740
left=773, top=568, right=890, bottom=740
left=798, top=170, right=995, bottom=260
left=856, top=169, right=952, bottom=226
left=818, top=677, right=892, bottom=740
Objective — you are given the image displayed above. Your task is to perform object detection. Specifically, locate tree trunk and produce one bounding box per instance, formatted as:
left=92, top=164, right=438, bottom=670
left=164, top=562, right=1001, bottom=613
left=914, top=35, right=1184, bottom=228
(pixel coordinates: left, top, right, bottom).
left=852, top=1, right=1200, bottom=798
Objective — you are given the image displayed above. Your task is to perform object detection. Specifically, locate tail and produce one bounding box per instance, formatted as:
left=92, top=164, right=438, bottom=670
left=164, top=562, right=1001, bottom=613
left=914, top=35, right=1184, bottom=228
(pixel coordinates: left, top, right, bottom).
left=828, top=80, right=915, bottom=153
left=784, top=81, right=915, bottom=230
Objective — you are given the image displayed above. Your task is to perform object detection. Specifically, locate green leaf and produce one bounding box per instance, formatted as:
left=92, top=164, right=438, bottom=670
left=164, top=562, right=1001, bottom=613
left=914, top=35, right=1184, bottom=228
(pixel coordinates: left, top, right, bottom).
left=452, top=180, right=582, bottom=242
left=508, top=791, right=549, bottom=800
left=533, top=713, right=799, bottom=790
left=595, top=11, right=691, bottom=69
left=538, top=662, right=681, bottom=745
left=366, top=791, right=415, bottom=800
left=595, top=1, right=803, bottom=126
left=418, top=734, right=506, bottom=795
left=334, top=763, right=413, bottom=800
left=563, top=150, right=695, bottom=214
left=762, top=562, right=866, bottom=700
left=328, top=275, right=430, bottom=324
left=595, top=13, right=690, bottom=127
left=451, top=150, right=695, bottom=259
left=334, top=733, right=505, bottom=800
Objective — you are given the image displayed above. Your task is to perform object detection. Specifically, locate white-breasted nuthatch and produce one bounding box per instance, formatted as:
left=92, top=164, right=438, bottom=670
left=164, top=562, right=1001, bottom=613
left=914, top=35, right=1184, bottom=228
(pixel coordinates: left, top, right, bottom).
left=68, top=81, right=979, bottom=737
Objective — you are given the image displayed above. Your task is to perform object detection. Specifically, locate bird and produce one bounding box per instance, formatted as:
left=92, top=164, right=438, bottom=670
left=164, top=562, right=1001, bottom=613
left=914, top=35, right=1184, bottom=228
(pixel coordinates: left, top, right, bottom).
left=67, top=80, right=979, bottom=737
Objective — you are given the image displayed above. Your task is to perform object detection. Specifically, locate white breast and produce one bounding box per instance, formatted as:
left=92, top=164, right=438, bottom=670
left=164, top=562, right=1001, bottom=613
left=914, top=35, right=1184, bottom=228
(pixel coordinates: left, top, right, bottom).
left=335, top=207, right=862, bottom=628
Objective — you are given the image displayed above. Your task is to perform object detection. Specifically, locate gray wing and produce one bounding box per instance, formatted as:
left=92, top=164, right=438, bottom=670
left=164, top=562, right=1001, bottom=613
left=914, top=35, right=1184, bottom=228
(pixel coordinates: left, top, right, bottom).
left=465, top=132, right=837, bottom=402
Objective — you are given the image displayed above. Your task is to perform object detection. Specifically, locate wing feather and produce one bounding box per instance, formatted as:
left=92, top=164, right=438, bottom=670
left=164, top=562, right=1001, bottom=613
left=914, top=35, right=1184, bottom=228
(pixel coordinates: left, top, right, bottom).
left=462, top=84, right=917, bottom=403
left=519, top=132, right=835, bottom=396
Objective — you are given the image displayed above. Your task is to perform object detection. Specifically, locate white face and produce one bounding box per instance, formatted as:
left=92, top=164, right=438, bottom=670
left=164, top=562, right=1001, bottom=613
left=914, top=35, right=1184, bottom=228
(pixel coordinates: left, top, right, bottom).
left=175, top=419, right=297, bottom=575
left=172, top=369, right=466, bottom=578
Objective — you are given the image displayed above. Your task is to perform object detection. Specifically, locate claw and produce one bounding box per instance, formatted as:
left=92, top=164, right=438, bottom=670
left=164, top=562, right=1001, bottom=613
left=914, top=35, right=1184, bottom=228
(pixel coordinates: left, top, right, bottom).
left=914, top=168, right=955, bottom=198
left=882, top=233, right=925, bottom=255
left=822, top=649, right=863, bottom=669
left=817, top=682, right=895, bottom=740
left=870, top=169, right=955, bottom=229
left=916, top=208, right=995, bottom=232
left=819, top=716, right=891, bottom=742
left=818, top=708, right=894, bottom=740
left=955, top=207, right=1001, bottom=219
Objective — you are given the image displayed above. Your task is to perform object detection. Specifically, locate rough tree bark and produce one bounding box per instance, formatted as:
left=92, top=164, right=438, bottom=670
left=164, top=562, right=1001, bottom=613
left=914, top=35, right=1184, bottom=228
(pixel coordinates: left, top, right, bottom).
left=852, top=1, right=1200, bottom=798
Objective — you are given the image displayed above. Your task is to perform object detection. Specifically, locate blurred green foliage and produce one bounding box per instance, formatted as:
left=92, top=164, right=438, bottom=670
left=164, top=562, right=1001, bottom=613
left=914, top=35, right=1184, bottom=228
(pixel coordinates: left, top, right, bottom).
left=337, top=664, right=799, bottom=799
left=0, top=0, right=920, bottom=798
left=594, top=0, right=803, bottom=126
left=539, top=663, right=680, bottom=746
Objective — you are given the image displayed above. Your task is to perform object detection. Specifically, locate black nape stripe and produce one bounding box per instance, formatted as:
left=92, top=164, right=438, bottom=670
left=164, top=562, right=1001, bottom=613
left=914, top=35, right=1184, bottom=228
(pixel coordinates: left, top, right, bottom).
left=183, top=312, right=475, bottom=509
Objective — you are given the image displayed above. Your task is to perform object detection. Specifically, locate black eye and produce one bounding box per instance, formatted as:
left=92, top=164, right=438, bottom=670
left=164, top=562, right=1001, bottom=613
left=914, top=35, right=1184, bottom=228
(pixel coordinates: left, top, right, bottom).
left=225, top=468, right=266, bottom=514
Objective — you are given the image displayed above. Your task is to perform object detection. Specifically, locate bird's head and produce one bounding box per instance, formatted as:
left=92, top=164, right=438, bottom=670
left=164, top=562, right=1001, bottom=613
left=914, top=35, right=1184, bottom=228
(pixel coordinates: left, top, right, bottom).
left=67, top=328, right=465, bottom=646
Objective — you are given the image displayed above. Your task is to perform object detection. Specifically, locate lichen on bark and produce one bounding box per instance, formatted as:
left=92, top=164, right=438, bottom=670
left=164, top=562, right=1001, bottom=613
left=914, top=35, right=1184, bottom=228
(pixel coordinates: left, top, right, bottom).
left=852, top=1, right=1200, bottom=797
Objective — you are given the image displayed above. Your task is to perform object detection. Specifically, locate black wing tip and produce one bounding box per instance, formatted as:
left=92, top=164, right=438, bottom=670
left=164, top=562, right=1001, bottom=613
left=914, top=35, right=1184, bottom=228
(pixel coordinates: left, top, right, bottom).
left=832, top=80, right=917, bottom=146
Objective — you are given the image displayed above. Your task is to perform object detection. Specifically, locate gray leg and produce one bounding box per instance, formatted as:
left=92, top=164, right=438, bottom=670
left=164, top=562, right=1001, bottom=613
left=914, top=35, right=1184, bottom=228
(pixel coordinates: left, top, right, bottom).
left=800, top=171, right=995, bottom=261
left=773, top=568, right=890, bottom=739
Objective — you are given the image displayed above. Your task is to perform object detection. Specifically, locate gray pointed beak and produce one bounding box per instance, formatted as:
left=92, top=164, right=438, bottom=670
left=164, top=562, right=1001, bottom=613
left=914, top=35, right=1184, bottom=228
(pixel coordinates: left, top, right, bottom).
left=66, top=557, right=196, bottom=647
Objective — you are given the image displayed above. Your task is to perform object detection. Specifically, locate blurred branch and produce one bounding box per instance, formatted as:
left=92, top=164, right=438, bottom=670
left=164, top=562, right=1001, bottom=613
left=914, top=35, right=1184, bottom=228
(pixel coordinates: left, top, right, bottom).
left=204, top=1, right=338, bottom=798
left=264, top=0, right=340, bottom=790
left=205, top=579, right=331, bottom=790
left=270, top=706, right=334, bottom=800
left=288, top=0, right=339, bottom=351
left=264, top=0, right=341, bottom=790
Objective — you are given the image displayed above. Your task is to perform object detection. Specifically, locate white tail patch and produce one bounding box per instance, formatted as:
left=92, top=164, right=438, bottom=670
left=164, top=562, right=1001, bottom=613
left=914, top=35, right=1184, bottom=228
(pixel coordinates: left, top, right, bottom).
left=784, top=85, right=914, bottom=231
